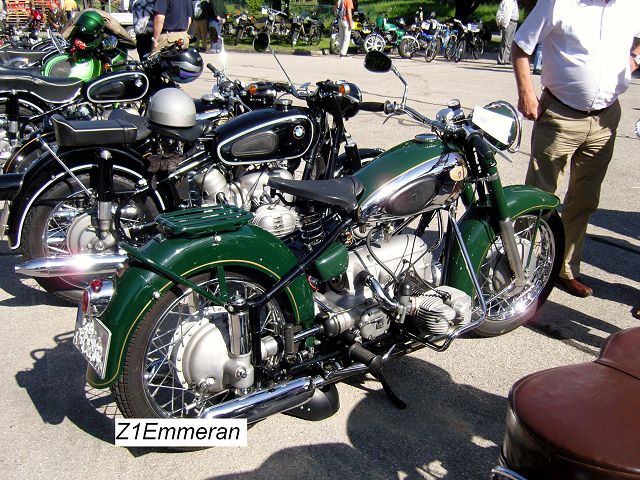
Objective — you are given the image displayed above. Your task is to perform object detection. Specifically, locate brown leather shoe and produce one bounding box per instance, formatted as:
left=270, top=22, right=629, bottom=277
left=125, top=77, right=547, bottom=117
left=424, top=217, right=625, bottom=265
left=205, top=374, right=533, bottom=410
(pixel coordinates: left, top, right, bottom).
left=557, top=277, right=593, bottom=297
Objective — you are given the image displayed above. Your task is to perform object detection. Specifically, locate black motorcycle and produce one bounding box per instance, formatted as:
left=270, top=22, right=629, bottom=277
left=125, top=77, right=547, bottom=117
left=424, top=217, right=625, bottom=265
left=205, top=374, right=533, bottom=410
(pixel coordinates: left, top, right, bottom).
left=2, top=40, right=382, bottom=302
left=290, top=12, right=323, bottom=47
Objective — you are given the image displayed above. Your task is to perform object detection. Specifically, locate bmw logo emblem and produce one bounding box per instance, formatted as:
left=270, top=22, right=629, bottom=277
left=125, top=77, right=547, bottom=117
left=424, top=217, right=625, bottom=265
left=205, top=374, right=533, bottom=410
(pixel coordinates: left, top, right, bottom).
left=293, top=125, right=305, bottom=139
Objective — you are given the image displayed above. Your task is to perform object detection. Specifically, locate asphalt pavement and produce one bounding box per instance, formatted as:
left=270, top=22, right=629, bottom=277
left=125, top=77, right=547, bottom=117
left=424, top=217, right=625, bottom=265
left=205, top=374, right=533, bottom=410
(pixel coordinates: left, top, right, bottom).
left=1, top=49, right=639, bottom=480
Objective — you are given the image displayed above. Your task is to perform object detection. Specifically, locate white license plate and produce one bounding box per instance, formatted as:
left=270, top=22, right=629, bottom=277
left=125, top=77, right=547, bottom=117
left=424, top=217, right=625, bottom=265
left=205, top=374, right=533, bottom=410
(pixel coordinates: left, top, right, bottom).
left=73, top=307, right=112, bottom=379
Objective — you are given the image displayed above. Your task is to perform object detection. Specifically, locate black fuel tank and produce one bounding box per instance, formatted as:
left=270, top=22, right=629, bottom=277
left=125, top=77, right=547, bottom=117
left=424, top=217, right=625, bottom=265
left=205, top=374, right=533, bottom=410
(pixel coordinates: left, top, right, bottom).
left=214, top=107, right=316, bottom=165
left=84, top=71, right=150, bottom=104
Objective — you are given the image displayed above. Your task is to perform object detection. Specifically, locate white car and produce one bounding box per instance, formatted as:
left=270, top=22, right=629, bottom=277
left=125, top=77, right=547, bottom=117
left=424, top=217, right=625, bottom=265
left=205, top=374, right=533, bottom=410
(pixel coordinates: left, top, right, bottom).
left=105, top=0, right=134, bottom=28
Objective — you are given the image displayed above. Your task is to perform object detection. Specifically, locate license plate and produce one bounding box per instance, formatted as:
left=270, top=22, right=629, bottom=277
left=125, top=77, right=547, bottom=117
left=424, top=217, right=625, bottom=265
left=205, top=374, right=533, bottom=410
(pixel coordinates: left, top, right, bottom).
left=73, top=307, right=112, bottom=379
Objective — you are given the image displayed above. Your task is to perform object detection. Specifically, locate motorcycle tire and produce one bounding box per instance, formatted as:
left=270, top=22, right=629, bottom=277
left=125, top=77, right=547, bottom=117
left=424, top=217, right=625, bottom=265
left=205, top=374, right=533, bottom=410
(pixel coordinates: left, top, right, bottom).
left=363, top=33, right=385, bottom=53
left=329, top=34, right=339, bottom=55
left=20, top=173, right=159, bottom=304
left=398, top=37, right=419, bottom=59
left=472, top=39, right=485, bottom=59
left=291, top=30, right=299, bottom=47
left=453, top=38, right=466, bottom=63
left=0, top=95, right=46, bottom=162
left=310, top=26, right=322, bottom=45
left=472, top=210, right=564, bottom=337
left=443, top=33, right=458, bottom=60
left=111, top=271, right=286, bottom=421
left=424, top=39, right=439, bottom=62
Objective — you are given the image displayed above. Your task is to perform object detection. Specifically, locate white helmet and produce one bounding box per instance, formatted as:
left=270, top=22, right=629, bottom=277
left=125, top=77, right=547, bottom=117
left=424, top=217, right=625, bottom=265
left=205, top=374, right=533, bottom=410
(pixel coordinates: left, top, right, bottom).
left=147, top=88, right=196, bottom=128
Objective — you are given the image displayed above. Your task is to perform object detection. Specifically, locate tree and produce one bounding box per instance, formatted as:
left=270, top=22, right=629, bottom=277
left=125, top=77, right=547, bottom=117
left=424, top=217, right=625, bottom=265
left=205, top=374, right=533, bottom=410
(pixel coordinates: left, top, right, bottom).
left=453, top=0, right=485, bottom=19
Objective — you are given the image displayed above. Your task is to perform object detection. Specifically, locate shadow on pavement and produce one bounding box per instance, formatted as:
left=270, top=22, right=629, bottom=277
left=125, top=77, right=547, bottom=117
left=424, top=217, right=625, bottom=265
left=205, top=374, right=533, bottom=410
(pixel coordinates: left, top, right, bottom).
left=210, top=356, right=506, bottom=480
left=0, top=242, right=66, bottom=308
left=14, top=330, right=169, bottom=457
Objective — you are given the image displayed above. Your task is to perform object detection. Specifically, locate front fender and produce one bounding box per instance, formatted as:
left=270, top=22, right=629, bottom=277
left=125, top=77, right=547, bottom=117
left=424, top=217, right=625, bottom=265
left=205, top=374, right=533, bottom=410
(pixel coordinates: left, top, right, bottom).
left=445, top=185, right=560, bottom=296
left=87, top=224, right=314, bottom=388
left=7, top=146, right=167, bottom=249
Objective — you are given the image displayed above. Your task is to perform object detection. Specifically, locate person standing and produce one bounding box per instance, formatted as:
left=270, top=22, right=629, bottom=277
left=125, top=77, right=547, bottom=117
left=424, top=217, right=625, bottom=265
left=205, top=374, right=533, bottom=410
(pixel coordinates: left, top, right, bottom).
left=335, top=0, right=353, bottom=58
left=191, top=0, right=211, bottom=52
left=208, top=0, right=226, bottom=53
left=132, top=0, right=155, bottom=58
left=512, top=0, right=640, bottom=297
left=497, top=0, right=519, bottom=64
left=152, top=0, right=192, bottom=52
left=63, top=0, right=78, bottom=22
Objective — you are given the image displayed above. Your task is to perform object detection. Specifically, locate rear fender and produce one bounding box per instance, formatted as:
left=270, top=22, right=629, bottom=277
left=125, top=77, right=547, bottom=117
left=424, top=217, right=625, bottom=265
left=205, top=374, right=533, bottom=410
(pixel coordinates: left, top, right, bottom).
left=445, top=185, right=560, bottom=296
left=87, top=224, right=314, bottom=387
left=6, top=146, right=170, bottom=249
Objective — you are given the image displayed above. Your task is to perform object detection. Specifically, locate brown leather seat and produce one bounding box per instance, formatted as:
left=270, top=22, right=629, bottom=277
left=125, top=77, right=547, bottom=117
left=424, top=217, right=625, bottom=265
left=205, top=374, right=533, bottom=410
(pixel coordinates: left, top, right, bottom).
left=500, top=327, right=640, bottom=479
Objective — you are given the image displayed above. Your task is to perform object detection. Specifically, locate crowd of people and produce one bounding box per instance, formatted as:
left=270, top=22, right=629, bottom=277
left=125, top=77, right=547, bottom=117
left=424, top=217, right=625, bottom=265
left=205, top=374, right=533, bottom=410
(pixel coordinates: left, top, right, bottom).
left=131, top=0, right=227, bottom=58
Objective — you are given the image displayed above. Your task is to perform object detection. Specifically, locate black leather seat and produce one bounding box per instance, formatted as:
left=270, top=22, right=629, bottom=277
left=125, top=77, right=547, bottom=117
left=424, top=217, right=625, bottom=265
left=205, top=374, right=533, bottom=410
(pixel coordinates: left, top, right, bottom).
left=267, top=176, right=364, bottom=212
left=108, top=109, right=151, bottom=141
left=500, top=327, right=640, bottom=479
left=51, top=114, right=138, bottom=147
left=0, top=71, right=83, bottom=104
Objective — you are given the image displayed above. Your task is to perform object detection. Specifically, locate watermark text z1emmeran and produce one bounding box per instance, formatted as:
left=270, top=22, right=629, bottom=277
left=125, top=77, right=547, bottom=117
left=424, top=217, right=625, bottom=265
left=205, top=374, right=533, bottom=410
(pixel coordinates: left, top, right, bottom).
left=115, top=419, right=247, bottom=447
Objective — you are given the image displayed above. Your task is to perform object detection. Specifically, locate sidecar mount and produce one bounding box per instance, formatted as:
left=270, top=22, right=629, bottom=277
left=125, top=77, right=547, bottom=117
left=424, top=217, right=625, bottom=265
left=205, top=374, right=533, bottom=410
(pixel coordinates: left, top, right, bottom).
left=500, top=326, right=640, bottom=479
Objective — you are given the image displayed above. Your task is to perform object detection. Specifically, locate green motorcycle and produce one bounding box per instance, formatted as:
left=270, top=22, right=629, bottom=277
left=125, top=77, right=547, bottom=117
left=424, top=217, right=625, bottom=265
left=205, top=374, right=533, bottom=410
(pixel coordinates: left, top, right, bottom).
left=73, top=51, right=563, bottom=425
left=363, top=14, right=407, bottom=53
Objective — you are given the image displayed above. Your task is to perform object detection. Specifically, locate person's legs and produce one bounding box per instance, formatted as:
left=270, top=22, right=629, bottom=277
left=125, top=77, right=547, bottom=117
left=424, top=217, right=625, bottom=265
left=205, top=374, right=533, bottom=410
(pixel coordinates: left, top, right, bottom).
left=560, top=100, right=620, bottom=279
left=338, top=19, right=350, bottom=56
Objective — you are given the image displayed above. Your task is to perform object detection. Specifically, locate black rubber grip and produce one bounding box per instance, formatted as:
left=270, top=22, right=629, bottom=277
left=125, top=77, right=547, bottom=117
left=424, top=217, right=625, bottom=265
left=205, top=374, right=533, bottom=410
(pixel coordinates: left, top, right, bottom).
left=359, top=102, right=385, bottom=112
left=469, top=132, right=494, bottom=161
left=206, top=63, right=219, bottom=74
left=349, top=343, right=383, bottom=373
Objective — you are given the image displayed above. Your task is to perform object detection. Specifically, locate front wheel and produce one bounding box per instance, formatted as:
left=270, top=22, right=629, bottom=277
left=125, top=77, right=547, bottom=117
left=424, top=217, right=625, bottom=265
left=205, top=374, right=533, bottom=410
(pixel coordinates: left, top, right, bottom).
left=453, top=38, right=466, bottom=63
left=424, top=39, right=439, bottom=62
left=472, top=38, right=484, bottom=59
left=473, top=211, right=564, bottom=337
left=363, top=33, right=385, bottom=52
left=20, top=173, right=159, bottom=303
left=111, top=271, right=286, bottom=419
left=443, top=33, right=458, bottom=60
left=398, top=37, right=418, bottom=59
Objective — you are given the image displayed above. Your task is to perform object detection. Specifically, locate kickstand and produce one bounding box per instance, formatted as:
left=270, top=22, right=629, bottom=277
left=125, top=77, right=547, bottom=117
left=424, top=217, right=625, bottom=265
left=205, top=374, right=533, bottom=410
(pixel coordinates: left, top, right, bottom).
left=349, top=343, right=407, bottom=409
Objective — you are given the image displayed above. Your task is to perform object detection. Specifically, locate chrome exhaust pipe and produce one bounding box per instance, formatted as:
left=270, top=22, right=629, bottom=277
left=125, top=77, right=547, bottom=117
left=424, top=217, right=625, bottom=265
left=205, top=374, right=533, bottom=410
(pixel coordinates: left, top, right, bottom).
left=14, top=254, right=128, bottom=278
left=202, top=363, right=369, bottom=424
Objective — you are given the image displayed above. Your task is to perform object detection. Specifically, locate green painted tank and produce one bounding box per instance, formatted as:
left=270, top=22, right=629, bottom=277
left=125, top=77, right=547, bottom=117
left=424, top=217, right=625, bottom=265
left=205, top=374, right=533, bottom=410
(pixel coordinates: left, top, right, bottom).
left=41, top=52, right=126, bottom=81
left=354, top=134, right=468, bottom=223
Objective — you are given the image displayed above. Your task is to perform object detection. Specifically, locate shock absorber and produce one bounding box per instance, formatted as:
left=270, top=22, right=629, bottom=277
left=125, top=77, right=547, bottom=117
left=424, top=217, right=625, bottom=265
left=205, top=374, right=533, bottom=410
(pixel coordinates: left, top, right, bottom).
left=300, top=208, right=324, bottom=251
left=96, top=149, right=114, bottom=241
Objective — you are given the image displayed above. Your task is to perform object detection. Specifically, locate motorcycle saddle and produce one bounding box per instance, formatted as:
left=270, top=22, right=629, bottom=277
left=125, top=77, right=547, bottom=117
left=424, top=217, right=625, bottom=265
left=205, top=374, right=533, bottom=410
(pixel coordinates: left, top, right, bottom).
left=267, top=176, right=364, bottom=213
left=108, top=109, right=151, bottom=141
left=500, top=327, right=640, bottom=480
left=148, top=120, right=213, bottom=143
left=0, top=71, right=83, bottom=104
left=51, top=114, right=138, bottom=147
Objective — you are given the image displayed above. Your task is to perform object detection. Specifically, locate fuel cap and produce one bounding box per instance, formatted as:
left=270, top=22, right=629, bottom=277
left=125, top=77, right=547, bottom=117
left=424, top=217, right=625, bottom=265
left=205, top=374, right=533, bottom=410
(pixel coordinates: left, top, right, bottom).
left=275, top=99, right=292, bottom=111
left=414, top=133, right=438, bottom=144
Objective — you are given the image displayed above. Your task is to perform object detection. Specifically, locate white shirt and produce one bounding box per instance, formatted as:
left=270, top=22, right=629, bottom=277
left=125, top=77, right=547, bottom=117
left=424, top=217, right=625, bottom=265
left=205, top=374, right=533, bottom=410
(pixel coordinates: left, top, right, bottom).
left=514, top=0, right=640, bottom=111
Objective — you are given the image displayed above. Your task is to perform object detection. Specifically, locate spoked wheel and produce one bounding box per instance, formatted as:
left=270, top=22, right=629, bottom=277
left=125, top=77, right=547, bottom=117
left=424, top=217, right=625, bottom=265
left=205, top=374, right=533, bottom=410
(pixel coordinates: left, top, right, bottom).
left=453, top=38, right=466, bottom=63
left=20, top=173, right=159, bottom=303
left=424, top=39, right=439, bottom=62
left=472, top=38, right=484, bottom=59
left=473, top=211, right=564, bottom=337
left=329, top=33, right=339, bottom=54
left=310, top=27, right=322, bottom=45
left=398, top=37, right=419, bottom=59
left=112, top=271, right=286, bottom=419
left=363, top=33, right=385, bottom=52
left=443, top=33, right=458, bottom=59
left=0, top=96, right=45, bottom=163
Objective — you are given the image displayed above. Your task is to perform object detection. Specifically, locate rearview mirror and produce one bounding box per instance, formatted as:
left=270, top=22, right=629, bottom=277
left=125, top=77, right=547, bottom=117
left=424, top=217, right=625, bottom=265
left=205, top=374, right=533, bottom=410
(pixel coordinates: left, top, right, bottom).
left=253, top=32, right=270, bottom=52
left=364, top=51, right=392, bottom=73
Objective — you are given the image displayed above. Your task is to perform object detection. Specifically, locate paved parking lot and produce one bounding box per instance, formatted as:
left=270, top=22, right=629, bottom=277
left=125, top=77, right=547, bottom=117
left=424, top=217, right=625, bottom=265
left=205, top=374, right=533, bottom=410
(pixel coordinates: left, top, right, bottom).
left=1, top=49, right=639, bottom=480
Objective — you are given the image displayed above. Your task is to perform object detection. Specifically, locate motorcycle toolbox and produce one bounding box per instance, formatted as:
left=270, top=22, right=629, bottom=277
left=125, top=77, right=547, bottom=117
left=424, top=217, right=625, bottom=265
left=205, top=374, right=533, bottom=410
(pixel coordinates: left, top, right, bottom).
left=214, top=107, right=315, bottom=166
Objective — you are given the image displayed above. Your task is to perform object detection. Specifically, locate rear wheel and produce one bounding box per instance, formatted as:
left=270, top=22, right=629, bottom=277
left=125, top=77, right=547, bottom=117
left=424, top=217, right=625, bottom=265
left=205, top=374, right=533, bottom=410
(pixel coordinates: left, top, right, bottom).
left=112, top=271, right=286, bottom=419
left=0, top=96, right=46, bottom=164
left=20, top=173, right=159, bottom=303
left=398, top=37, right=418, bottom=59
left=473, top=211, right=564, bottom=337
left=310, top=26, right=322, bottom=45
left=472, top=38, right=484, bottom=59
left=443, top=33, right=458, bottom=59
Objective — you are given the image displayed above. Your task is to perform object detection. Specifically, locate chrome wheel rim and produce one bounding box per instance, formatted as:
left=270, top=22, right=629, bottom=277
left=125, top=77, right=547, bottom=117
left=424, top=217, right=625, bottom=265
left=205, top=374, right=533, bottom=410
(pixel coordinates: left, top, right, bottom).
left=479, top=215, right=556, bottom=323
left=141, top=276, right=284, bottom=418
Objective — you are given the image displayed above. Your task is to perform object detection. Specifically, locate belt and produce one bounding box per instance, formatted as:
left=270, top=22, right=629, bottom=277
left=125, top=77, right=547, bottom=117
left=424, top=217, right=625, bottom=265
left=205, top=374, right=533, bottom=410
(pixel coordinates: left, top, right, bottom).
left=544, top=89, right=612, bottom=116
left=161, top=30, right=183, bottom=34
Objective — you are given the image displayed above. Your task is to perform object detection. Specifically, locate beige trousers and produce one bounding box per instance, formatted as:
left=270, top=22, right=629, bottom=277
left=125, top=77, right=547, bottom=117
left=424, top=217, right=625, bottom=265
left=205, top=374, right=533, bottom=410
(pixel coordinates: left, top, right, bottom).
left=525, top=89, right=621, bottom=280
left=191, top=19, right=209, bottom=50
left=154, top=31, right=190, bottom=52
